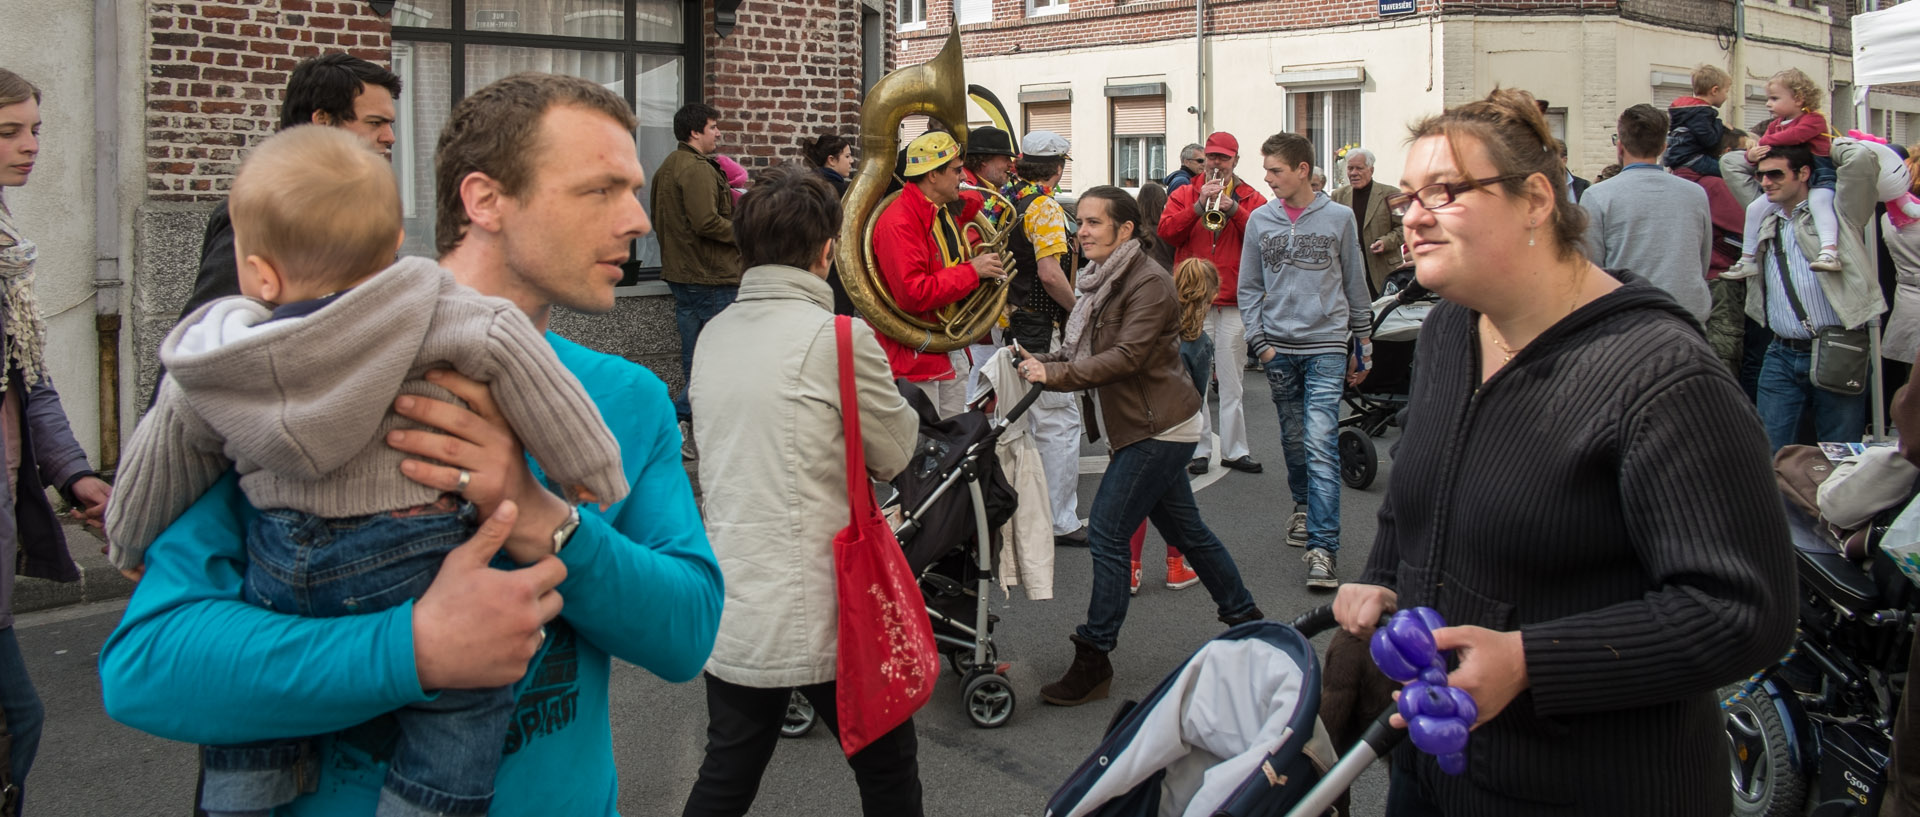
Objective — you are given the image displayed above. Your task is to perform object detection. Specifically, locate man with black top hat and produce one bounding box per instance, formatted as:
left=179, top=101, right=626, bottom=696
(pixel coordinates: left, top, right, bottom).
left=962, top=126, right=1016, bottom=193
left=1000, top=130, right=1088, bottom=546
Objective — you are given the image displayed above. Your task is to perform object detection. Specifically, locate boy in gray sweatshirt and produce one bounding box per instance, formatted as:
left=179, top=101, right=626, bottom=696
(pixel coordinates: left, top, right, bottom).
left=105, top=126, right=628, bottom=817
left=1238, top=132, right=1372, bottom=590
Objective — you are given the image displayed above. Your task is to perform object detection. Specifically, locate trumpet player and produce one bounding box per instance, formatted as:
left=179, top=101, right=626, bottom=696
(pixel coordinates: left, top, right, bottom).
left=1158, top=132, right=1268, bottom=477
left=873, top=131, right=1007, bottom=417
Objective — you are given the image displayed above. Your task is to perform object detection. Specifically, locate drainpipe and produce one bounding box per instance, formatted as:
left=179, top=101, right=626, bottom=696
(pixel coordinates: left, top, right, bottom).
left=1196, top=0, right=1207, bottom=141
left=93, top=0, right=122, bottom=473
left=1730, top=0, right=1747, bottom=127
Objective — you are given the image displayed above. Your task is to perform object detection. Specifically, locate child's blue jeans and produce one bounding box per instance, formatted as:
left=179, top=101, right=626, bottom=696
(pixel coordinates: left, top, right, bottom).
left=199, top=499, right=512, bottom=817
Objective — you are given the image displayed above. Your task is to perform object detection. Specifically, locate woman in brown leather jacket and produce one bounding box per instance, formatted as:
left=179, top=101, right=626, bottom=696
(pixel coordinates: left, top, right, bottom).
left=1014, top=186, right=1263, bottom=706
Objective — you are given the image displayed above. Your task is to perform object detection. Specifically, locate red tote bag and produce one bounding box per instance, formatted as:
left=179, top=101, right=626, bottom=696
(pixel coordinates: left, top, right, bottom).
left=830, top=316, right=940, bottom=757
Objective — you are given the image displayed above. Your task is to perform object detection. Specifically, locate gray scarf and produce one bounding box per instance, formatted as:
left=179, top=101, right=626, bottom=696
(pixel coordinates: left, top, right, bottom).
left=1058, top=237, right=1144, bottom=361
left=0, top=194, right=49, bottom=392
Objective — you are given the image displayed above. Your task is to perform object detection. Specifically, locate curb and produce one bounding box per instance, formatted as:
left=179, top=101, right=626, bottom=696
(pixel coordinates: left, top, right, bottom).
left=13, top=520, right=136, bottom=615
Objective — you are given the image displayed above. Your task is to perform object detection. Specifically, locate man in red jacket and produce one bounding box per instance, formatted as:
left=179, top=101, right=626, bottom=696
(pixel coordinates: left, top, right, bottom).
left=872, top=131, right=1006, bottom=417
left=1158, top=132, right=1268, bottom=477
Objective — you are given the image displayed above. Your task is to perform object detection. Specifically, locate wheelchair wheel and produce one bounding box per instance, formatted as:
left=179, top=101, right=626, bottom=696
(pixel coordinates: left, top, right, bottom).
left=1721, top=683, right=1805, bottom=817
left=963, top=672, right=1016, bottom=729
left=781, top=690, right=817, bottom=738
left=1339, top=428, right=1377, bottom=489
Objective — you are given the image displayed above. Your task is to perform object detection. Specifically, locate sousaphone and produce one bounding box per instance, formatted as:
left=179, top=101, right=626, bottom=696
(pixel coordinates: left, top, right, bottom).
left=835, top=26, right=1016, bottom=353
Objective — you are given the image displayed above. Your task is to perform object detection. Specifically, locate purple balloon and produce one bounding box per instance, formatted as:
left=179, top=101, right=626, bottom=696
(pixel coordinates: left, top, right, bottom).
left=1398, top=683, right=1424, bottom=722
left=1437, top=752, right=1468, bottom=776
left=1412, top=683, right=1456, bottom=718
left=1410, top=714, right=1470, bottom=756
left=1413, top=607, right=1448, bottom=632
left=1386, top=613, right=1443, bottom=671
left=1371, top=627, right=1422, bottom=682
left=1445, top=686, right=1479, bottom=725
left=1419, top=667, right=1450, bottom=687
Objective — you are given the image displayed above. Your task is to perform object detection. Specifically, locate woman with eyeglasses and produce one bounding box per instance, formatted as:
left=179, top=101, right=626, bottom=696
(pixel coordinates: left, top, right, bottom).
left=1330, top=88, right=1794, bottom=816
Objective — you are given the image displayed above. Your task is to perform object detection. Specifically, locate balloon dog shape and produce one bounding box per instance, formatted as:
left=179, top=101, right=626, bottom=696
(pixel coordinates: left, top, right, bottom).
left=1369, top=607, right=1478, bottom=775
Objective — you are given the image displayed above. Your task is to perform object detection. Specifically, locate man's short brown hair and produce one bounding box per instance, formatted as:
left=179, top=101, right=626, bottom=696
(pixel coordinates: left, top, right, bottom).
left=1260, top=132, right=1314, bottom=172
left=1691, top=64, right=1732, bottom=96
left=230, top=126, right=400, bottom=291
left=434, top=72, right=638, bottom=255
left=734, top=163, right=841, bottom=270
left=1616, top=104, right=1670, bottom=159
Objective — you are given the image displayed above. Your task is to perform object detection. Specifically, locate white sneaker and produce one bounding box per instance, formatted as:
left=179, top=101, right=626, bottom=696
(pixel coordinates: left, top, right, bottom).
left=1811, top=250, right=1842, bottom=273
left=1720, top=259, right=1756, bottom=280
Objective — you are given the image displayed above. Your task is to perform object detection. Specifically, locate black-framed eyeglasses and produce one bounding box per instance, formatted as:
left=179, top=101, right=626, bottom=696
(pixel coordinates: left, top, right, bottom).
left=1386, top=175, right=1527, bottom=217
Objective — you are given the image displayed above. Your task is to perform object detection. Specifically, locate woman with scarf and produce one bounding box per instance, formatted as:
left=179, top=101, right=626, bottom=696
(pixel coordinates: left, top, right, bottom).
left=801, top=131, right=858, bottom=315
left=1013, top=186, right=1263, bottom=707
left=0, top=67, right=113, bottom=811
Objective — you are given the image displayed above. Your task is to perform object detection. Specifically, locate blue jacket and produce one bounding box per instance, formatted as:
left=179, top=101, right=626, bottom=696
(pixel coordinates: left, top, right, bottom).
left=1662, top=99, right=1725, bottom=170
left=100, top=334, right=724, bottom=815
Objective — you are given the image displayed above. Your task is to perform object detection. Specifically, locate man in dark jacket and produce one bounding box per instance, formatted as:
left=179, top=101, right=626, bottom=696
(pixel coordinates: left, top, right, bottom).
left=178, top=54, right=402, bottom=322
left=651, top=102, right=744, bottom=428
left=1161, top=143, right=1204, bottom=193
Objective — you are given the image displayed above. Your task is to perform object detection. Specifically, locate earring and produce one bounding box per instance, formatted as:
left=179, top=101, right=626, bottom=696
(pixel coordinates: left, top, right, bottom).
left=1527, top=224, right=1536, bottom=247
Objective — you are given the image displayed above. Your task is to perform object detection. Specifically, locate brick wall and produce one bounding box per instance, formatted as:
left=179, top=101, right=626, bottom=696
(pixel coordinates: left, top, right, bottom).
left=147, top=0, right=392, bottom=201
left=703, top=0, right=890, bottom=170
left=901, top=0, right=1617, bottom=62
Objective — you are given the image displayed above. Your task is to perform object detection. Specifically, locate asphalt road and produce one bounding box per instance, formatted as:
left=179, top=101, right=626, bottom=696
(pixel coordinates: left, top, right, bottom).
left=14, top=368, right=1396, bottom=816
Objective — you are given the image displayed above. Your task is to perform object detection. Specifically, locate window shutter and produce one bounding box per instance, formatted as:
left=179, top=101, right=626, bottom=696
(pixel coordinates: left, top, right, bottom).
left=900, top=114, right=930, bottom=145
left=1744, top=95, right=1773, bottom=132
left=1111, top=96, right=1165, bottom=136
left=1025, top=101, right=1074, bottom=190
left=1651, top=83, right=1689, bottom=109
left=957, top=0, right=991, bottom=25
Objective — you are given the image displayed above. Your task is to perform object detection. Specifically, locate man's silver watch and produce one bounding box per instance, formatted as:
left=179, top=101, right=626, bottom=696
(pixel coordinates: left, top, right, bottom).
left=551, top=504, right=582, bottom=555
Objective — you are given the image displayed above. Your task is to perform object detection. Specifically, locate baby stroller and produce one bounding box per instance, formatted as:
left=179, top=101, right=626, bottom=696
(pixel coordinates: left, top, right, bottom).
left=782, top=379, right=1045, bottom=737
left=1339, top=265, right=1437, bottom=490
left=1046, top=609, right=1407, bottom=817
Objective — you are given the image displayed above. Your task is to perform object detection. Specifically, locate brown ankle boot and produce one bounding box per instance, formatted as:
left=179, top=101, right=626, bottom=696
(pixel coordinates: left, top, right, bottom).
left=1041, top=634, right=1113, bottom=706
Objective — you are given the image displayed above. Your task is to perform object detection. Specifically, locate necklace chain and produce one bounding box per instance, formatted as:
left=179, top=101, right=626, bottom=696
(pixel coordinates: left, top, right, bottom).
left=1484, top=318, right=1522, bottom=363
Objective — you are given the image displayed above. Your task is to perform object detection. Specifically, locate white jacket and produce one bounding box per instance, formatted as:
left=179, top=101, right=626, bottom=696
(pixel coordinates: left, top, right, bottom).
left=977, top=347, right=1056, bottom=600
left=689, top=265, right=919, bottom=688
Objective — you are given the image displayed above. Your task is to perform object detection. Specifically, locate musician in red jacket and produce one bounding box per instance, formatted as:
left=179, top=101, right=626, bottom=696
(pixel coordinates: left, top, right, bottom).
left=872, top=131, right=1006, bottom=417
left=1157, top=132, right=1268, bottom=478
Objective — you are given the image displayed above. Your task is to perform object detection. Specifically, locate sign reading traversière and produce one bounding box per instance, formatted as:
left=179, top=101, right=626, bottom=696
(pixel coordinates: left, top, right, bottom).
left=1380, top=0, right=1416, bottom=15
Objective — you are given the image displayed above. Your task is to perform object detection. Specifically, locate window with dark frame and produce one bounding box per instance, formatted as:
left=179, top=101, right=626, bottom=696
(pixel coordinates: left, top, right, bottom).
left=391, top=0, right=699, bottom=288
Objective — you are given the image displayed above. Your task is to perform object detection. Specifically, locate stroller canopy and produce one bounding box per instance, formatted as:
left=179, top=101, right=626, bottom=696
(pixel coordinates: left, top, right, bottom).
left=1047, top=622, right=1328, bottom=817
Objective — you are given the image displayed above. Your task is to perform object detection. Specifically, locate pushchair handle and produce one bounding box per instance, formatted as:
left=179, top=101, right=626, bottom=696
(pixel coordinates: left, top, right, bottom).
left=1000, top=381, right=1047, bottom=426
left=1287, top=604, right=1392, bottom=637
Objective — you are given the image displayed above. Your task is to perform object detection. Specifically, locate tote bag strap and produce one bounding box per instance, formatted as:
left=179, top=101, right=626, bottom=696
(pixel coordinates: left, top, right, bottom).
left=835, top=316, right=874, bottom=526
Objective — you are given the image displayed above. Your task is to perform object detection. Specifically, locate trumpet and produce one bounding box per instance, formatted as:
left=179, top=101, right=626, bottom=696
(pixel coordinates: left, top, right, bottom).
left=1202, top=169, right=1230, bottom=234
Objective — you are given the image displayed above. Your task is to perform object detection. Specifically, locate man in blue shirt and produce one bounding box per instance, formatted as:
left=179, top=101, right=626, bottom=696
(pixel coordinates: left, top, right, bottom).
left=100, top=73, right=724, bottom=815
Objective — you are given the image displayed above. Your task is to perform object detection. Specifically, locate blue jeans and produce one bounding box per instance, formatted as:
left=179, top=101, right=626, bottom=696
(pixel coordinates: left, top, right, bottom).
left=1077, top=437, right=1259, bottom=653
left=670, top=282, right=740, bottom=421
left=201, top=501, right=512, bottom=817
left=1264, top=352, right=1347, bottom=551
left=0, top=626, right=42, bottom=812
left=1756, top=339, right=1868, bottom=452
left=1679, top=153, right=1722, bottom=178
left=1180, top=332, right=1214, bottom=398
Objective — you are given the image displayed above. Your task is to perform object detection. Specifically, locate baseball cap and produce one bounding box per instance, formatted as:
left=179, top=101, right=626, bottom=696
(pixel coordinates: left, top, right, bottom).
left=1204, top=132, right=1238, bottom=158
left=903, top=132, right=962, bottom=178
left=1020, top=130, right=1071, bottom=158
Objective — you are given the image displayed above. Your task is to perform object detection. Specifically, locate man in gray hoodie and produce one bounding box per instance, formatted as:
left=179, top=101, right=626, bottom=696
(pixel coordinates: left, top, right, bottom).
left=1238, top=132, right=1372, bottom=589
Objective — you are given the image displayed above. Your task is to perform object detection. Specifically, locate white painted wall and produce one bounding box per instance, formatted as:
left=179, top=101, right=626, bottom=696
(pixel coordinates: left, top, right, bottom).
left=0, top=0, right=147, bottom=469
left=963, top=12, right=1851, bottom=193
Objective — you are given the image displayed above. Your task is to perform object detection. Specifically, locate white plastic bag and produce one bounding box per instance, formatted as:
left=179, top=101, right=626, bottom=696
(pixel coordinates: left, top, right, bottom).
left=1879, top=497, right=1920, bottom=588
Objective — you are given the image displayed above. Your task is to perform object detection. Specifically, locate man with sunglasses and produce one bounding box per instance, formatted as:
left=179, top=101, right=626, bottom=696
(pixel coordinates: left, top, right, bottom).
left=1723, top=140, right=1885, bottom=450
left=1580, top=104, right=1713, bottom=322
left=871, top=131, right=1006, bottom=417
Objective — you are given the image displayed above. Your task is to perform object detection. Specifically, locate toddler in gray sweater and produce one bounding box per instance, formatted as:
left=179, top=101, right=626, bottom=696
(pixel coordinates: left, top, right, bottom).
left=105, top=126, right=628, bottom=817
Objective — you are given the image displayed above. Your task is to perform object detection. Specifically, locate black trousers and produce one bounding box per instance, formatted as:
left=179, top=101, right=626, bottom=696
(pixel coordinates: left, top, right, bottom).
left=681, top=674, right=924, bottom=817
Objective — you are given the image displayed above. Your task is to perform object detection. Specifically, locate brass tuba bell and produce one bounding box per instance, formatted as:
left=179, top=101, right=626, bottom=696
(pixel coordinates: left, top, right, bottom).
left=834, top=25, right=1016, bottom=353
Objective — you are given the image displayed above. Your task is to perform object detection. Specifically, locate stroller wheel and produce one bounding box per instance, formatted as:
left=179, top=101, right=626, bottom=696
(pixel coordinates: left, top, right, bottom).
left=1339, top=428, right=1377, bottom=489
left=780, top=690, right=817, bottom=738
left=963, top=672, right=1016, bottom=729
left=947, top=642, right=999, bottom=677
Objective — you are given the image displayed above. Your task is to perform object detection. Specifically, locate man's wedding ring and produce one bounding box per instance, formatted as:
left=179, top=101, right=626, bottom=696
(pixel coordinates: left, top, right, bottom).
left=454, top=469, right=471, bottom=493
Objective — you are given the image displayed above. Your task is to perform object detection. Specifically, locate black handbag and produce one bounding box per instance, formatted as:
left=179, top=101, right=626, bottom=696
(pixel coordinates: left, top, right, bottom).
left=1771, top=238, right=1871, bottom=395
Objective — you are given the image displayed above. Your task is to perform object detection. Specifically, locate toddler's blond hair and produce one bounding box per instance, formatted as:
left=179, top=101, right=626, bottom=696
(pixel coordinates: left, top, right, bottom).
left=229, top=126, right=401, bottom=292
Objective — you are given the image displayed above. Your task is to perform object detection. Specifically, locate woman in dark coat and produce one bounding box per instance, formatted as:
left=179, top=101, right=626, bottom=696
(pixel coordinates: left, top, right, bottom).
left=1332, top=88, right=1794, bottom=816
